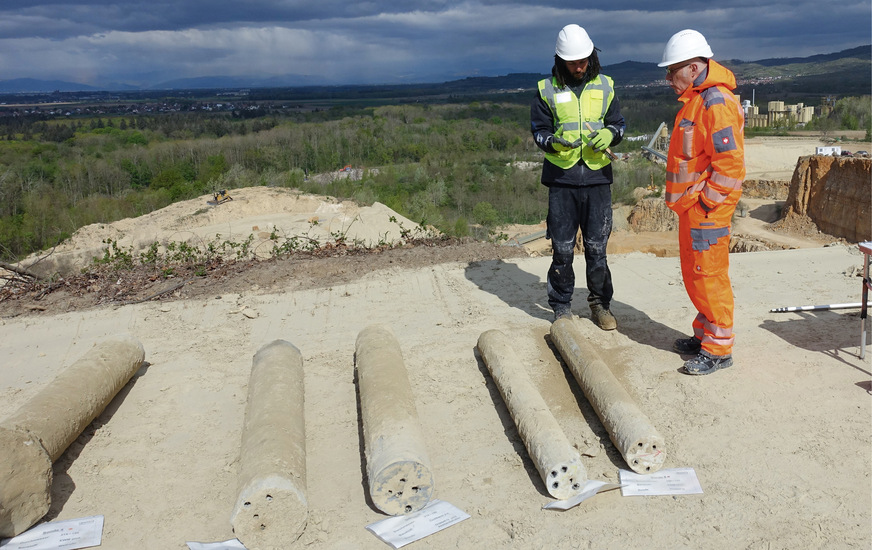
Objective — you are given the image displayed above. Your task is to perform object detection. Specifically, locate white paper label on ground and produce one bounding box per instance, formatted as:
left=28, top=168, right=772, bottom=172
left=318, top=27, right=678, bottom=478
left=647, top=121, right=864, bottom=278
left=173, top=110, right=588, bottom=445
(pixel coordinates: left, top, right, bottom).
left=619, top=467, right=704, bottom=496
left=542, top=480, right=623, bottom=511
left=0, top=515, right=103, bottom=550
left=186, top=539, right=247, bottom=550
left=365, top=499, right=470, bottom=549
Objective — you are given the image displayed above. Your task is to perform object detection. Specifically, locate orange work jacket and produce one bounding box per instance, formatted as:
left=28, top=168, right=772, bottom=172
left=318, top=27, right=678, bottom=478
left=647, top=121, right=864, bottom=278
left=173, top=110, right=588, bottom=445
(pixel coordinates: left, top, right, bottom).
left=665, top=59, right=745, bottom=218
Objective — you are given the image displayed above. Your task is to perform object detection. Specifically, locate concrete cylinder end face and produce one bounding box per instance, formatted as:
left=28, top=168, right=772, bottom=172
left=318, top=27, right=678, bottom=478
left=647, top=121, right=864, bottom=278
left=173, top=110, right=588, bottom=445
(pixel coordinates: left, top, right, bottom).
left=231, top=476, right=308, bottom=549
left=370, top=460, right=434, bottom=516
left=0, top=428, right=53, bottom=538
left=550, top=321, right=668, bottom=476
left=625, top=436, right=667, bottom=474
left=544, top=458, right=587, bottom=500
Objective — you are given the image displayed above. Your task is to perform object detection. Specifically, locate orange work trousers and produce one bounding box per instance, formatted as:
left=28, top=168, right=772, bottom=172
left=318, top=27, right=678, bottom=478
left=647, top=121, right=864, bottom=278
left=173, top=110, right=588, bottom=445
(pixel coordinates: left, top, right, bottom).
left=677, top=203, right=736, bottom=356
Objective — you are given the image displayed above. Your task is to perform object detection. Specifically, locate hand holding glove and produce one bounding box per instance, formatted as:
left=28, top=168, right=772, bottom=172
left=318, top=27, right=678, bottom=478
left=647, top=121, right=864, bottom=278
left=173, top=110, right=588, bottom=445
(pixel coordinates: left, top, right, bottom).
left=587, top=128, right=613, bottom=152
left=550, top=135, right=579, bottom=152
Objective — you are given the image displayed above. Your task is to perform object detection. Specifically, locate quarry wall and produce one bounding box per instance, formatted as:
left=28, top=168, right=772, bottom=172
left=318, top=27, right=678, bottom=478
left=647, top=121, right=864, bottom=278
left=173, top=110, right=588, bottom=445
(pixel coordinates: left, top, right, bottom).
left=783, top=156, right=871, bottom=243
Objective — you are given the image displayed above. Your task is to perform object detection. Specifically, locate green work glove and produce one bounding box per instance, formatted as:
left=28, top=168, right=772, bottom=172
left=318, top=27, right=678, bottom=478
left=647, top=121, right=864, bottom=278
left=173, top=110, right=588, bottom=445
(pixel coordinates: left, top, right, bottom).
left=588, top=128, right=613, bottom=152
left=550, top=135, right=578, bottom=152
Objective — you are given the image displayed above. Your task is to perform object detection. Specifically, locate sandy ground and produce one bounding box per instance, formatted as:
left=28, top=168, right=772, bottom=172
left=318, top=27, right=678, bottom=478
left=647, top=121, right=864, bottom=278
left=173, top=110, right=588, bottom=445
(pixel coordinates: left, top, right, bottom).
left=744, top=136, right=834, bottom=180
left=1, top=136, right=870, bottom=550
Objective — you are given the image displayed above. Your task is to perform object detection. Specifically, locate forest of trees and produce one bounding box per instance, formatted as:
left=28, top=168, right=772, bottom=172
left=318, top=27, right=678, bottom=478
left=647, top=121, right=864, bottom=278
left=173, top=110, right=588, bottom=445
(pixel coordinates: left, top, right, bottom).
left=0, top=90, right=868, bottom=263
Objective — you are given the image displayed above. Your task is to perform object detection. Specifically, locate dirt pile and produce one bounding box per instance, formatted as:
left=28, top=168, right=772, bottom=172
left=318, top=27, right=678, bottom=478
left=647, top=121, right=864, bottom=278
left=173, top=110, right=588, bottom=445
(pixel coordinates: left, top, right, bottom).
left=627, top=179, right=790, bottom=234
left=742, top=179, right=789, bottom=200
left=779, top=155, right=871, bottom=242
left=17, top=187, right=420, bottom=278
left=627, top=198, right=676, bottom=232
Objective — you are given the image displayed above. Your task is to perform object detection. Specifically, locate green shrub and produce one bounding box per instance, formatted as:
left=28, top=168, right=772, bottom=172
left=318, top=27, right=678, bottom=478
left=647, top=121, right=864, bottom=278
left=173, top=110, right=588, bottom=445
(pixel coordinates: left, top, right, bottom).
left=472, top=201, right=500, bottom=227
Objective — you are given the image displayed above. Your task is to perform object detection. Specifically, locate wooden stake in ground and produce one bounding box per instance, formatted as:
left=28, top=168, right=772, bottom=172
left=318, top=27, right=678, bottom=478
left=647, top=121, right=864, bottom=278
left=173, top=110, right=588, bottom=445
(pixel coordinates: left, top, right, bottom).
left=231, top=340, right=308, bottom=549
left=0, top=334, right=145, bottom=538
left=550, top=319, right=666, bottom=474
left=355, top=324, right=434, bottom=516
left=477, top=329, right=587, bottom=499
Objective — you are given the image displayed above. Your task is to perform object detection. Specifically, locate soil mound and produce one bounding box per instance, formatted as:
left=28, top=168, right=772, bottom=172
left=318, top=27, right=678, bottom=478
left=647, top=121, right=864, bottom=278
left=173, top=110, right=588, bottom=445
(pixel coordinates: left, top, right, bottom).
left=742, top=179, right=790, bottom=200
left=18, top=187, right=421, bottom=278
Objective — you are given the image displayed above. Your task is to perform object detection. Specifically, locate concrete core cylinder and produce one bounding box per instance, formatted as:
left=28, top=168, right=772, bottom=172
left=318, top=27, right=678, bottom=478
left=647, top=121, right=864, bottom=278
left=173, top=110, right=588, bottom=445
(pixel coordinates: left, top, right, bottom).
left=0, top=334, right=145, bottom=538
left=550, top=319, right=666, bottom=474
left=477, top=329, right=587, bottom=499
left=355, top=324, right=434, bottom=516
left=231, top=340, right=308, bottom=549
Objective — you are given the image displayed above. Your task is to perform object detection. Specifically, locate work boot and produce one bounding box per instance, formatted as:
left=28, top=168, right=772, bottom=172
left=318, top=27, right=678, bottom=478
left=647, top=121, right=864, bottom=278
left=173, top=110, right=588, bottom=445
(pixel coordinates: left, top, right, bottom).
left=552, top=306, right=573, bottom=322
left=590, top=304, right=617, bottom=331
left=673, top=337, right=702, bottom=355
left=683, top=350, right=733, bottom=375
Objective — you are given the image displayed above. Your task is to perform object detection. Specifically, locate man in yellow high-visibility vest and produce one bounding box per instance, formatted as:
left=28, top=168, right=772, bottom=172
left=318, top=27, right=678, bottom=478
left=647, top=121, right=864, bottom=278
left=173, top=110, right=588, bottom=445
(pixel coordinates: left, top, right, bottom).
left=531, top=24, right=625, bottom=329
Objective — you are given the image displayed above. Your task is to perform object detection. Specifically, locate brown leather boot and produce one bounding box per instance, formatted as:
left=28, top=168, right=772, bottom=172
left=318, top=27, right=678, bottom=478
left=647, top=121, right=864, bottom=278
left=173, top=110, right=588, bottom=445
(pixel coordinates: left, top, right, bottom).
left=590, top=304, right=617, bottom=331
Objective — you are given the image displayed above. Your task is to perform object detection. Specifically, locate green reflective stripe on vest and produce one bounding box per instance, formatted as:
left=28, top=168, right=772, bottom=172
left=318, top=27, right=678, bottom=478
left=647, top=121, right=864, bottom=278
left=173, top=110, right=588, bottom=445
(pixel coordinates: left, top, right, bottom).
left=538, top=75, right=615, bottom=170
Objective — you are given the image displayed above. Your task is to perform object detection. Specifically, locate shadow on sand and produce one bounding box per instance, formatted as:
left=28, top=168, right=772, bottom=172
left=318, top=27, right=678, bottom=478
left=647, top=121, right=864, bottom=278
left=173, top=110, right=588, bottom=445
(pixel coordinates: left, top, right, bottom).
left=463, top=258, right=687, bottom=353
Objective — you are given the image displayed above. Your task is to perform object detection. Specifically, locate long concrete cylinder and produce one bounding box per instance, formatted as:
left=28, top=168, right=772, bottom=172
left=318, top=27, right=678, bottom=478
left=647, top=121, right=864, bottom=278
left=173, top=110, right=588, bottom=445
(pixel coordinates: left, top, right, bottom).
left=477, top=329, right=587, bottom=499
left=355, top=324, right=434, bottom=516
left=231, top=340, right=308, bottom=549
left=0, top=334, right=145, bottom=537
left=550, top=319, right=666, bottom=474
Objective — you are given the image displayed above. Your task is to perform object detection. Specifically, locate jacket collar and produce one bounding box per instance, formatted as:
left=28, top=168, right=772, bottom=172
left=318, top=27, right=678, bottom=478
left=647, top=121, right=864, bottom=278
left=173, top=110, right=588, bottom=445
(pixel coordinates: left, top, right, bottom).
left=678, top=59, right=737, bottom=103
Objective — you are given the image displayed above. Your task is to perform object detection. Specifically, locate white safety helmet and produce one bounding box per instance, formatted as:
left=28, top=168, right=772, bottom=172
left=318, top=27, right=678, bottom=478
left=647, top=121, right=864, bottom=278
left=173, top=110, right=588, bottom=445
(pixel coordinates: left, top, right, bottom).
left=658, top=29, right=714, bottom=67
left=555, top=24, right=594, bottom=60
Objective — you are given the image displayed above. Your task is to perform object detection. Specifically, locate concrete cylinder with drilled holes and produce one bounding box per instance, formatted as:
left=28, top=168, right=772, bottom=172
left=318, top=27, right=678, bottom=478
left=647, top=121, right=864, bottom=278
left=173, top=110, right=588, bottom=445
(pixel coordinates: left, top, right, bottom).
left=0, top=334, right=145, bottom=538
left=355, top=324, right=434, bottom=516
left=550, top=319, right=666, bottom=474
left=231, top=340, right=308, bottom=549
left=477, top=329, right=588, bottom=499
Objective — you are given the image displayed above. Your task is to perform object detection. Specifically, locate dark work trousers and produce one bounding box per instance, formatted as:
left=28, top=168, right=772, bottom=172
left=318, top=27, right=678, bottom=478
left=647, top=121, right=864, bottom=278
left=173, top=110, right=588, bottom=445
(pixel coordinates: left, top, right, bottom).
left=546, top=183, right=614, bottom=312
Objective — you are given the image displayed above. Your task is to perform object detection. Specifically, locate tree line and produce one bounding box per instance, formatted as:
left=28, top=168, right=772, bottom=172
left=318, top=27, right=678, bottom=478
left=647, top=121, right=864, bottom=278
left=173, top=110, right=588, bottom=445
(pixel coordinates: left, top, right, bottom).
left=0, top=92, right=866, bottom=263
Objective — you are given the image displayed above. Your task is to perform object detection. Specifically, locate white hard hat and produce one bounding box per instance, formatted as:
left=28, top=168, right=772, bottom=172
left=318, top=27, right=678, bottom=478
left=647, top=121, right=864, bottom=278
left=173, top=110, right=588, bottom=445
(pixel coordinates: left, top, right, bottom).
left=658, top=29, right=714, bottom=67
left=555, top=24, right=594, bottom=60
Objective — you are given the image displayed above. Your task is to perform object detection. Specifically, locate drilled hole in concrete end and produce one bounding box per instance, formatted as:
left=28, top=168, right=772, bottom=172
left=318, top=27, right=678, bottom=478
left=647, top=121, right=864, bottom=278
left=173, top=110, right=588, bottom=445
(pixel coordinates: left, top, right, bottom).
left=405, top=505, right=412, bottom=513
left=397, top=492, right=403, bottom=497
left=411, top=486, right=419, bottom=492
left=633, top=459, right=639, bottom=464
left=572, top=483, right=580, bottom=490
left=646, top=466, right=651, bottom=471
left=266, top=494, right=273, bottom=501
left=260, top=524, right=266, bottom=531
left=653, top=445, right=657, bottom=449
left=638, top=442, right=643, bottom=447
left=561, top=466, right=568, bottom=473
left=387, top=490, right=393, bottom=494
left=551, top=482, right=559, bottom=489
left=550, top=470, right=558, bottom=478
left=253, top=514, right=259, bottom=519
left=400, top=478, right=406, bottom=483
left=243, top=502, right=251, bottom=508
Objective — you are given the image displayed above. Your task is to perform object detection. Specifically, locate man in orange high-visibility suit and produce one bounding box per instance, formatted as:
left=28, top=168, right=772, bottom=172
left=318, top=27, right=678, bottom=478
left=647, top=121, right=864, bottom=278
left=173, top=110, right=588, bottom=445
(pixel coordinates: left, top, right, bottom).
left=659, top=29, right=745, bottom=375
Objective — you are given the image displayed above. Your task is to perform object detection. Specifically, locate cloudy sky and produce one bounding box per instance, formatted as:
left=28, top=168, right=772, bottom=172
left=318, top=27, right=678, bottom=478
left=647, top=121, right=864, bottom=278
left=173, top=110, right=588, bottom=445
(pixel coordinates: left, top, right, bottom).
left=0, top=1, right=869, bottom=87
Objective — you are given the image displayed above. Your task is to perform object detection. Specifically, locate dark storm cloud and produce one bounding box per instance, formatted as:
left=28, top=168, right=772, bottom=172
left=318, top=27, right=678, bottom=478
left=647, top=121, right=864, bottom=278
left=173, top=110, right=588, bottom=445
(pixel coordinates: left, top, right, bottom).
left=0, top=1, right=867, bottom=86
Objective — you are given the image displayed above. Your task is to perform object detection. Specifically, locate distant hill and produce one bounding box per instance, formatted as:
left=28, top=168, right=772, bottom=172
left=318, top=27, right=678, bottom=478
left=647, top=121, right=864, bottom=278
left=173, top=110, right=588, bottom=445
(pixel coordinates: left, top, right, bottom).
left=0, top=45, right=867, bottom=95
left=0, top=77, right=140, bottom=93
left=598, top=60, right=663, bottom=86
left=0, top=78, right=101, bottom=93
left=728, top=45, right=870, bottom=67
left=152, top=74, right=326, bottom=90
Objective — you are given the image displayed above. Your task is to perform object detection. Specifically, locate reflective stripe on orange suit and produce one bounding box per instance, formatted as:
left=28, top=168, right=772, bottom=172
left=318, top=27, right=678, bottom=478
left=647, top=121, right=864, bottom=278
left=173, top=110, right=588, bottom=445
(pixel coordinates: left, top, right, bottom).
left=666, top=59, right=745, bottom=356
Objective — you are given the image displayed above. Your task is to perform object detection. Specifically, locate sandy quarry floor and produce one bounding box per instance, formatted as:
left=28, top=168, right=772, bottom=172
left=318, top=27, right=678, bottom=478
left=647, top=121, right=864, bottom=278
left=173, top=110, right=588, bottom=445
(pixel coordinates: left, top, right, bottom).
left=0, top=135, right=870, bottom=550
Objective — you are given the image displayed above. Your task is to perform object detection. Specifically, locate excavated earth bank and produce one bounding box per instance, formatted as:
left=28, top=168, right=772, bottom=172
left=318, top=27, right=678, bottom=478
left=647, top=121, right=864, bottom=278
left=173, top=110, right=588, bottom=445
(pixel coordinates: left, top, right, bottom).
left=778, top=155, right=871, bottom=243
